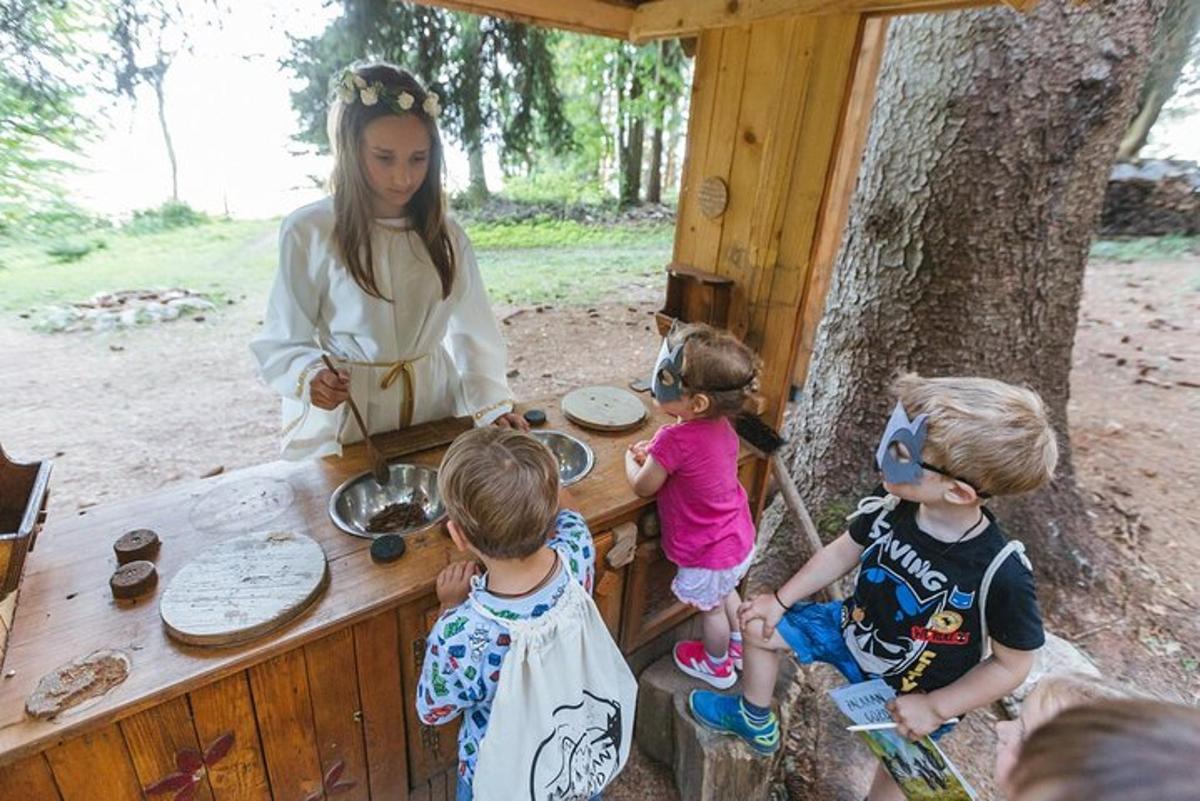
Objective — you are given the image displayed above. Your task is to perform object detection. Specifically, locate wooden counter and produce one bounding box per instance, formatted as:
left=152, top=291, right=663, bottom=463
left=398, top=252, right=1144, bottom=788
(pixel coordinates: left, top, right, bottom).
left=0, top=396, right=689, bottom=800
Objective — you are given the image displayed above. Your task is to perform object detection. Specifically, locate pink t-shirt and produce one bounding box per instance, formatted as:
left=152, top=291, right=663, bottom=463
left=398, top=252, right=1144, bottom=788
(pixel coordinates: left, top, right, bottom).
left=647, top=417, right=755, bottom=570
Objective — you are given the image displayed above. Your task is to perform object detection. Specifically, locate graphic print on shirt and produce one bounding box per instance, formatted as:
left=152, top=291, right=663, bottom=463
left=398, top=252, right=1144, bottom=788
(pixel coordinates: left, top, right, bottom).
left=843, top=512, right=976, bottom=678
left=529, top=690, right=624, bottom=801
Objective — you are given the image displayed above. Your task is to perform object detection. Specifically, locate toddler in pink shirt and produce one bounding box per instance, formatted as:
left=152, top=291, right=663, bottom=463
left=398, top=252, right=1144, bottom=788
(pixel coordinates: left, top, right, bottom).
left=625, top=324, right=758, bottom=688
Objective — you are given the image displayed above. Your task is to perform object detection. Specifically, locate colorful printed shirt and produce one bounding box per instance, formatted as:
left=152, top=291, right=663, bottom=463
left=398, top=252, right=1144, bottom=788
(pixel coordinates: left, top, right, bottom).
left=414, top=510, right=595, bottom=784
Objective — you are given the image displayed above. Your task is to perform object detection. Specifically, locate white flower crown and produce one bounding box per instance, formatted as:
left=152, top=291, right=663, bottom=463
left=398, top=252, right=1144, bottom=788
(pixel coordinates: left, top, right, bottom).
left=335, top=70, right=441, bottom=118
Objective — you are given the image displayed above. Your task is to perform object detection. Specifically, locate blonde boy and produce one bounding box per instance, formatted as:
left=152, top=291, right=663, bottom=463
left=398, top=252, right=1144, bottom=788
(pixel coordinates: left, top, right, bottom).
left=690, top=375, right=1058, bottom=801
left=415, top=428, right=597, bottom=801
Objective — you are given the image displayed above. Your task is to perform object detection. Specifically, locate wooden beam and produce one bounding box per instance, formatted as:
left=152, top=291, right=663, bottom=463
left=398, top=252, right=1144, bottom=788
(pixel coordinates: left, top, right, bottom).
left=791, top=16, right=889, bottom=388
left=630, top=0, right=1034, bottom=42
left=671, top=13, right=869, bottom=512
left=406, top=0, right=634, bottom=40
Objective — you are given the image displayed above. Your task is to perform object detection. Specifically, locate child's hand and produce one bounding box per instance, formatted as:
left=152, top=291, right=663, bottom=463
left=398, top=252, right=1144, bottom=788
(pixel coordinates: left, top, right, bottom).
left=436, top=560, right=480, bottom=610
left=628, top=440, right=650, bottom=465
left=311, top=368, right=350, bottom=410
left=886, top=694, right=947, bottom=741
left=738, top=593, right=787, bottom=639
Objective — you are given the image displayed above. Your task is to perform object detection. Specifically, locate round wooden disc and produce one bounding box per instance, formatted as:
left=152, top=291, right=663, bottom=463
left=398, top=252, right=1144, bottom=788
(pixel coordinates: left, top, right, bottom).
left=698, top=176, right=729, bottom=219
left=160, top=531, right=328, bottom=647
left=561, top=386, right=647, bottom=432
left=110, top=560, right=157, bottom=600
left=114, top=528, right=160, bottom=564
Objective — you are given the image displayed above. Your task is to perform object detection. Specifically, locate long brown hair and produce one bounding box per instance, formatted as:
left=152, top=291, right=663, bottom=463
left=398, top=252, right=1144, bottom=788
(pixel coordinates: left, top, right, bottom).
left=1010, top=699, right=1200, bottom=801
left=327, top=63, right=455, bottom=300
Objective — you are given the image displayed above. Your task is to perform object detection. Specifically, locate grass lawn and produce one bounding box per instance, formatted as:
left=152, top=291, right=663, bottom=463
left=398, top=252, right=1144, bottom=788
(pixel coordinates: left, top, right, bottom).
left=1089, top=234, right=1200, bottom=262
left=0, top=218, right=675, bottom=318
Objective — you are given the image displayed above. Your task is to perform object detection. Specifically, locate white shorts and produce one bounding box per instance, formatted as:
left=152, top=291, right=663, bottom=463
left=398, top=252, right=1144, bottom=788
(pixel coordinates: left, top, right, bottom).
left=671, top=547, right=756, bottom=611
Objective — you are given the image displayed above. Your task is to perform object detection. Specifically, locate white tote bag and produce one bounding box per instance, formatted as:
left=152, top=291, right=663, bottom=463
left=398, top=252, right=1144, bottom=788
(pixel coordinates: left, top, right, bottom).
left=470, top=567, right=638, bottom=801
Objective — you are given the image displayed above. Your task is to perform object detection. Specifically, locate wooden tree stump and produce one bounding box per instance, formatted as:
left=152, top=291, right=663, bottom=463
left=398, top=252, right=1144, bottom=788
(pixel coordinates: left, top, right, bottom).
left=635, top=653, right=797, bottom=801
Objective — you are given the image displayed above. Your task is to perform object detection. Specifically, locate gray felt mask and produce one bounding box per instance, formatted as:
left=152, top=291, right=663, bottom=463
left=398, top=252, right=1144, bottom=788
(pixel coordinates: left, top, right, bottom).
left=875, top=402, right=929, bottom=485
left=650, top=339, right=686, bottom=402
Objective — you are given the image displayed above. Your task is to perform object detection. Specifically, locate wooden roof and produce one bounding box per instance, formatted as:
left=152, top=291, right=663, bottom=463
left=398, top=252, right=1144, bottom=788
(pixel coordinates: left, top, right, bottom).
left=409, top=0, right=1037, bottom=41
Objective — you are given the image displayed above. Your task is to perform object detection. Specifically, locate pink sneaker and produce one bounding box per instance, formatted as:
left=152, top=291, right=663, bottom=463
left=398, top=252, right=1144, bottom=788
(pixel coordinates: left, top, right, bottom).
left=729, top=639, right=744, bottom=671
left=673, top=640, right=737, bottom=689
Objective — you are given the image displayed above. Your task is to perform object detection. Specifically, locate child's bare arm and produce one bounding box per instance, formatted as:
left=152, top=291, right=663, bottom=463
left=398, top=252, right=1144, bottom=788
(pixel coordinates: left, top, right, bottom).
left=739, top=532, right=863, bottom=637
left=888, top=641, right=1036, bottom=740
left=625, top=449, right=668, bottom=497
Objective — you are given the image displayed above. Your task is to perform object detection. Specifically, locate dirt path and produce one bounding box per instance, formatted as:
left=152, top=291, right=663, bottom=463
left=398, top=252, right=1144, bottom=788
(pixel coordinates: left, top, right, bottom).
left=2, top=256, right=1198, bottom=799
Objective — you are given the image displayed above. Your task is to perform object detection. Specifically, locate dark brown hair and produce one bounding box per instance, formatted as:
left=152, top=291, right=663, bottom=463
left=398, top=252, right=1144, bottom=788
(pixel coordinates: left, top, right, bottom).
left=437, top=428, right=561, bottom=560
left=1010, top=699, right=1200, bottom=801
left=328, top=63, right=454, bottom=300
left=667, top=323, right=762, bottom=418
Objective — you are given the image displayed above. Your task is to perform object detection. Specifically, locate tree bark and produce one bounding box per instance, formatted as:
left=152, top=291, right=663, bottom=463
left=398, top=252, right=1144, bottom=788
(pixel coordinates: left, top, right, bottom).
left=752, top=0, right=1167, bottom=606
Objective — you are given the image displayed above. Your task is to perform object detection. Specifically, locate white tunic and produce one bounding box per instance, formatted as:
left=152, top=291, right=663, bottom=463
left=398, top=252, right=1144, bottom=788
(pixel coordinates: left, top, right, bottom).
left=250, top=197, right=513, bottom=460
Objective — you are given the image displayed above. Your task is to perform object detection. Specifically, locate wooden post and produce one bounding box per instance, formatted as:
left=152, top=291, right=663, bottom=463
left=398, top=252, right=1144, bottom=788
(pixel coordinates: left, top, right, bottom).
left=673, top=13, right=887, bottom=510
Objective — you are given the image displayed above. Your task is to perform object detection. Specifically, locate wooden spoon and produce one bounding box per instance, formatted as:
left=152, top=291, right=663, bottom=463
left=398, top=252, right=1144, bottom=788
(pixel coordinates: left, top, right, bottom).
left=321, top=354, right=390, bottom=485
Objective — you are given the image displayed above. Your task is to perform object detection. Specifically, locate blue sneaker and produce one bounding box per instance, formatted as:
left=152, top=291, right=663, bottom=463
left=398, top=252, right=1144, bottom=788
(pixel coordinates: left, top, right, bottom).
left=688, top=691, right=780, bottom=756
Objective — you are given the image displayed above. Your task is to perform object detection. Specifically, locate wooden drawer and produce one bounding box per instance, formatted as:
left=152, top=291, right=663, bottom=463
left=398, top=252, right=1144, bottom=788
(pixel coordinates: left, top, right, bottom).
left=592, top=529, right=628, bottom=641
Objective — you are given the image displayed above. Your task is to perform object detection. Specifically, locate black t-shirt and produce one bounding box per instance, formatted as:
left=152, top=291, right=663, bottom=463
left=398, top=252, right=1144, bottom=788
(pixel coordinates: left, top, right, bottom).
left=844, top=493, right=1045, bottom=694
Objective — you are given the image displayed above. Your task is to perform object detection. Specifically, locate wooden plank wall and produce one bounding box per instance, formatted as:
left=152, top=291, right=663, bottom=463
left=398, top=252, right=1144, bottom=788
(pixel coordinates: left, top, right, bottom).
left=2, top=608, right=418, bottom=801
left=672, top=13, right=881, bottom=505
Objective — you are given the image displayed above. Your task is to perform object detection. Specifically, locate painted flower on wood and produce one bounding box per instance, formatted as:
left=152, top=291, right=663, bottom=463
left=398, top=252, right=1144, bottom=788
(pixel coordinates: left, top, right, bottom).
left=303, top=760, right=358, bottom=801
left=144, top=732, right=235, bottom=801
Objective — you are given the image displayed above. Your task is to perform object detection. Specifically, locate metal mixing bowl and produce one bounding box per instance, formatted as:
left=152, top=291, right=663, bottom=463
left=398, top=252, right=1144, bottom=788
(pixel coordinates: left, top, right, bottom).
left=530, top=430, right=595, bottom=487
left=328, top=463, right=446, bottom=539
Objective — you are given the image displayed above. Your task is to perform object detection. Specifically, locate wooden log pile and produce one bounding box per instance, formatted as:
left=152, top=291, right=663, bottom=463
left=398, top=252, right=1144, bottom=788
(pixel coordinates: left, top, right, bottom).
left=1099, top=159, right=1200, bottom=236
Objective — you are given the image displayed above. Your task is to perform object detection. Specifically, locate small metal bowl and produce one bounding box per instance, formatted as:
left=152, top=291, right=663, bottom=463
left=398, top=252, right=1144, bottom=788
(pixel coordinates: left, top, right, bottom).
left=328, top=463, right=446, bottom=539
left=530, top=430, right=595, bottom=487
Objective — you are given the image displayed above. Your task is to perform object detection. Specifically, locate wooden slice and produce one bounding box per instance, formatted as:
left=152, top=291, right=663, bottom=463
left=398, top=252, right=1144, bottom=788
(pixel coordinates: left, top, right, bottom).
left=160, top=530, right=328, bottom=647
left=113, top=528, right=160, bottom=564
left=561, top=386, right=647, bottom=432
left=698, top=176, right=729, bottom=219
left=110, top=560, right=157, bottom=599
left=25, top=649, right=131, bottom=720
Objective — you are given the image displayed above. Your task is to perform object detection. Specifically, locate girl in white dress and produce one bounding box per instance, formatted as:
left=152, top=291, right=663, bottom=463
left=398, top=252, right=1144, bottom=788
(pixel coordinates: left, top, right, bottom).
left=251, top=63, right=524, bottom=459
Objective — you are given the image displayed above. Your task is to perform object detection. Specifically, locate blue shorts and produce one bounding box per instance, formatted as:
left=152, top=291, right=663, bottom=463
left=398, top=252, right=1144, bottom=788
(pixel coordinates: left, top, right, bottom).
left=775, top=600, right=957, bottom=741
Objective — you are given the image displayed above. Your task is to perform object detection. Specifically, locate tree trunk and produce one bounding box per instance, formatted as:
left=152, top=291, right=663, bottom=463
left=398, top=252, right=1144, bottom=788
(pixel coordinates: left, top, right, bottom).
left=1116, top=0, right=1200, bottom=161
left=465, top=137, right=488, bottom=203
left=152, top=74, right=178, bottom=202
left=459, top=16, right=490, bottom=203
left=620, top=47, right=645, bottom=207
left=646, top=42, right=667, bottom=204
left=647, top=124, right=664, bottom=204
left=752, top=0, right=1167, bottom=605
